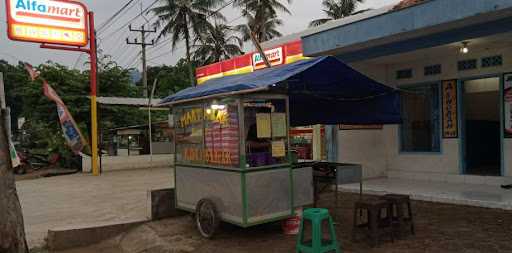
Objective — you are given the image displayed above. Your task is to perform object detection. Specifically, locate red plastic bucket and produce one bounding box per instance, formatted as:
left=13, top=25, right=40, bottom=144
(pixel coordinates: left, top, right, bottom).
left=282, top=208, right=302, bottom=235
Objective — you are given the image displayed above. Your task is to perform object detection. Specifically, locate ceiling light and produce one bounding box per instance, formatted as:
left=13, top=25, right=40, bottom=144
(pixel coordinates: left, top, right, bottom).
left=460, top=42, right=469, bottom=54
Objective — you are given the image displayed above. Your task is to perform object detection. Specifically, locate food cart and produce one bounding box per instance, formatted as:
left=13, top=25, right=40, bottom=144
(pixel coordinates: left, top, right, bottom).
left=159, top=56, right=401, bottom=238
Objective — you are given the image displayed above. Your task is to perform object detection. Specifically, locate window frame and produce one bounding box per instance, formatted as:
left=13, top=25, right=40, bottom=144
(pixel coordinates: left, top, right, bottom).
left=399, top=82, right=443, bottom=154
left=241, top=94, right=291, bottom=171
left=173, top=98, right=242, bottom=170
left=172, top=94, right=291, bottom=171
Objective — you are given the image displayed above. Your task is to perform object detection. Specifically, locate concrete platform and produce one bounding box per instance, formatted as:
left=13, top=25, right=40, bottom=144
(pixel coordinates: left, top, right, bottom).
left=339, top=178, right=512, bottom=210
left=16, top=168, right=174, bottom=248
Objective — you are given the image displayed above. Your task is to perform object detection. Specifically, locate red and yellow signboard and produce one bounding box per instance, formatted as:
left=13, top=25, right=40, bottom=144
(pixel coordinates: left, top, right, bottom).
left=6, top=0, right=89, bottom=46
left=195, top=40, right=307, bottom=84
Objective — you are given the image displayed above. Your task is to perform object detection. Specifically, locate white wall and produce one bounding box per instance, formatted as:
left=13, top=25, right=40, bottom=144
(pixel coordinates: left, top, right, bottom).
left=383, top=126, right=460, bottom=175
left=338, top=129, right=387, bottom=179
left=506, top=140, right=512, bottom=177
left=334, top=63, right=389, bottom=179
left=81, top=154, right=174, bottom=173
left=339, top=43, right=512, bottom=177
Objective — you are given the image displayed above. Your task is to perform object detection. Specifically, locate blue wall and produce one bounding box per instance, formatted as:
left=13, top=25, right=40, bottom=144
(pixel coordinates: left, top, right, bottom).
left=303, top=0, right=512, bottom=60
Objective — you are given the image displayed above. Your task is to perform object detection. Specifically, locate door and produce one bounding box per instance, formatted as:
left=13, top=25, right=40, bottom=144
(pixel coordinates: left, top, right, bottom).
left=462, top=77, right=501, bottom=176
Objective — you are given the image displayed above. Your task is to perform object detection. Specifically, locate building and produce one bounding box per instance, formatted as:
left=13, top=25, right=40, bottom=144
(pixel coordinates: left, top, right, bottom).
left=300, top=0, right=512, bottom=183
left=195, top=0, right=512, bottom=186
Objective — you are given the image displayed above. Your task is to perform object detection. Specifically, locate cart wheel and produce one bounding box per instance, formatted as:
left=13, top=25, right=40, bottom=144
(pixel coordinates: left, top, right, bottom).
left=195, top=198, right=220, bottom=239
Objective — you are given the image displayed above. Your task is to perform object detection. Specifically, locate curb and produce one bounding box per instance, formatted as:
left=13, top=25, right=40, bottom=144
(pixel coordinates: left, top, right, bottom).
left=47, top=220, right=147, bottom=251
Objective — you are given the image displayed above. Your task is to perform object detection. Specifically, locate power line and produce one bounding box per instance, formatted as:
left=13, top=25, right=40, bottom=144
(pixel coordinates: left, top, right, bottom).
left=72, top=0, right=138, bottom=70
left=118, top=48, right=139, bottom=66
left=148, top=0, right=236, bottom=52
left=127, top=53, right=142, bottom=69
left=126, top=25, right=156, bottom=96
left=146, top=0, right=238, bottom=63
left=125, top=51, right=141, bottom=68
left=73, top=53, right=85, bottom=69
left=98, top=0, right=160, bottom=39
left=97, top=0, right=139, bottom=33
left=146, top=13, right=244, bottom=63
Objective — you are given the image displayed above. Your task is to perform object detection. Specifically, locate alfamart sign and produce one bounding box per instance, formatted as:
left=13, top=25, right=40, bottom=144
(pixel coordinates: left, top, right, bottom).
left=252, top=47, right=283, bottom=70
left=196, top=40, right=306, bottom=84
left=6, top=0, right=88, bottom=46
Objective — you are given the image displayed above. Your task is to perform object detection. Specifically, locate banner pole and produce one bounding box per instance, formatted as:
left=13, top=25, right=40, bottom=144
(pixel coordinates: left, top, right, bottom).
left=89, top=12, right=99, bottom=176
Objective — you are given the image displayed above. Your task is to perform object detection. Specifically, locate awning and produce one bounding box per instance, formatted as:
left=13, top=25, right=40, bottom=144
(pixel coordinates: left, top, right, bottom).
left=160, top=56, right=401, bottom=126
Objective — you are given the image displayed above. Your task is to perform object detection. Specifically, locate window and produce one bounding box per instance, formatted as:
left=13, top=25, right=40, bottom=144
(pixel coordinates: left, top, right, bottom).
left=481, top=55, right=503, bottom=68
left=396, top=69, right=413, bottom=79
left=175, top=106, right=205, bottom=165
left=174, top=100, right=240, bottom=168
left=244, top=99, right=288, bottom=167
left=204, top=101, right=239, bottom=167
left=424, top=64, right=442, bottom=76
left=400, top=84, right=441, bottom=152
left=458, top=59, right=477, bottom=71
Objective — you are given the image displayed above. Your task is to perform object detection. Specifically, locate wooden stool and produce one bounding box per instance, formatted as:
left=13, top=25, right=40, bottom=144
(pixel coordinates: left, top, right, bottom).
left=381, top=194, right=415, bottom=237
left=353, top=199, right=394, bottom=246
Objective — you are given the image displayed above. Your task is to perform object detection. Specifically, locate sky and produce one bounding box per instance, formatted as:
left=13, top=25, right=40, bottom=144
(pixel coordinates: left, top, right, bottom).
left=0, top=0, right=400, bottom=70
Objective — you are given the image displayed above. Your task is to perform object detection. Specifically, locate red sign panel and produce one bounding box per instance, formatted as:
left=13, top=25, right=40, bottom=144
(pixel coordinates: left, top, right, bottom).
left=196, top=40, right=306, bottom=84
left=6, top=0, right=89, bottom=46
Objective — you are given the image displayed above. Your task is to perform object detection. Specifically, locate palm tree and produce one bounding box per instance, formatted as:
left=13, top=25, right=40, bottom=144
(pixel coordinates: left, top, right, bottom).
left=235, top=9, right=283, bottom=43
left=309, top=0, right=369, bottom=27
left=233, top=0, right=290, bottom=43
left=193, top=23, right=244, bottom=66
left=234, top=0, right=291, bottom=16
left=151, top=0, right=226, bottom=86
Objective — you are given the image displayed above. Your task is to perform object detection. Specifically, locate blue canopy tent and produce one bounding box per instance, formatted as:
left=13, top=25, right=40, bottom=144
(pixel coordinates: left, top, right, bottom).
left=160, top=56, right=401, bottom=126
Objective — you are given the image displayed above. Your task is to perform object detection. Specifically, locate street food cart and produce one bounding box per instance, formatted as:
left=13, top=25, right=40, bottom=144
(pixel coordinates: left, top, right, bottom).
left=159, top=56, right=401, bottom=238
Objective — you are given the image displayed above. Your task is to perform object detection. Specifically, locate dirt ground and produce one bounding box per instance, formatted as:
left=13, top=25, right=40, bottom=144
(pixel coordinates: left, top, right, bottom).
left=63, top=192, right=512, bottom=253
left=17, top=168, right=173, bottom=248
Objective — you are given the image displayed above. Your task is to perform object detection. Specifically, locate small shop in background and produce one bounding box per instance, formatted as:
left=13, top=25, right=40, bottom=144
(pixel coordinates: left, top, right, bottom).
left=290, top=126, right=326, bottom=161
left=106, top=121, right=173, bottom=156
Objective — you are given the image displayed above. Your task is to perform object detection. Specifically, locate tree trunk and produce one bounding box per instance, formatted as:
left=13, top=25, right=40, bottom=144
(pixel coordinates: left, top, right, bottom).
left=0, top=109, right=29, bottom=253
left=184, top=18, right=196, bottom=87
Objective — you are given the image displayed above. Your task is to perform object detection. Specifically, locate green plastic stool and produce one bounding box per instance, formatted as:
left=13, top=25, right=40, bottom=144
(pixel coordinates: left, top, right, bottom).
left=296, top=208, right=341, bottom=253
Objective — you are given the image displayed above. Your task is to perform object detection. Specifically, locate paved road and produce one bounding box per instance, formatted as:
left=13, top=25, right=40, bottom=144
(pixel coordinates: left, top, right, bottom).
left=16, top=168, right=173, bottom=248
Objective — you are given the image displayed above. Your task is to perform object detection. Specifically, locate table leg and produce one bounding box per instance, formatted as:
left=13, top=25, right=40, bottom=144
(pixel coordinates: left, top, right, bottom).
left=334, top=179, right=339, bottom=224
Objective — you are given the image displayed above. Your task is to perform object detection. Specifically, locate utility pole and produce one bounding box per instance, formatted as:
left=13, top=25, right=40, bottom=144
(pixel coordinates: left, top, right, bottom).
left=126, top=24, right=156, bottom=97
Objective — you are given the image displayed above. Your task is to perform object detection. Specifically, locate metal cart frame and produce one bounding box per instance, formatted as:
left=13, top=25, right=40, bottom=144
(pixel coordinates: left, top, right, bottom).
left=171, top=93, right=313, bottom=237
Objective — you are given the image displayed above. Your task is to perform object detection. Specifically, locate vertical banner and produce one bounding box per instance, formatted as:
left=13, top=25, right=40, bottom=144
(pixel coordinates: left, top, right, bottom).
left=504, top=73, right=512, bottom=137
left=442, top=80, right=458, bottom=138
left=24, top=63, right=86, bottom=154
left=43, top=81, right=86, bottom=154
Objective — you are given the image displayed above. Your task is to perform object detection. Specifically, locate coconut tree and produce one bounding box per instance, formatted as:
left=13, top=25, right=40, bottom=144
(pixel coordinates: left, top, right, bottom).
left=309, top=0, right=369, bottom=27
left=233, top=0, right=290, bottom=43
left=193, top=23, right=244, bottom=66
left=234, top=0, right=291, bottom=16
left=151, top=0, right=226, bottom=86
left=235, top=8, right=283, bottom=43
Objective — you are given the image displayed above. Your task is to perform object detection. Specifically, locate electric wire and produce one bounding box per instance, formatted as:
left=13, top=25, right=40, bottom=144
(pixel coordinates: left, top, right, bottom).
left=97, top=0, right=139, bottom=34
left=145, top=1, right=239, bottom=63
left=98, top=0, right=160, bottom=40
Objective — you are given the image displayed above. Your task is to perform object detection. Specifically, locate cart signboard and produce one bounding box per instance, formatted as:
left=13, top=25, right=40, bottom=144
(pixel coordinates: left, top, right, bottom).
left=5, top=0, right=89, bottom=46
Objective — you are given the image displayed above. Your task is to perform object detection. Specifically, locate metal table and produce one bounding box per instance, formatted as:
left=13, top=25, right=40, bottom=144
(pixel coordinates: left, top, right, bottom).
left=294, top=161, right=363, bottom=222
